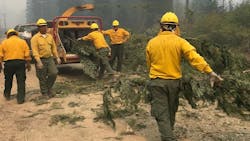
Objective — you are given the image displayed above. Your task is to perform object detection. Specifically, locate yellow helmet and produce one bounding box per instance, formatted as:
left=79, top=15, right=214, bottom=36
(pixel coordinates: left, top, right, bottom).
left=36, top=18, right=47, bottom=26
left=6, top=29, right=18, bottom=36
left=90, top=23, right=99, bottom=29
left=160, top=12, right=179, bottom=24
left=112, top=20, right=119, bottom=26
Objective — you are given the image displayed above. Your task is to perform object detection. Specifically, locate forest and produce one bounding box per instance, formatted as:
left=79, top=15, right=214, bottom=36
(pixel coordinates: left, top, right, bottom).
left=1, top=0, right=249, bottom=141
left=26, top=0, right=250, bottom=122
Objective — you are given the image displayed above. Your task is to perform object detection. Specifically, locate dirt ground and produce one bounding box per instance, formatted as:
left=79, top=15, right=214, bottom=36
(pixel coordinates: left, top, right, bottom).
left=0, top=64, right=249, bottom=141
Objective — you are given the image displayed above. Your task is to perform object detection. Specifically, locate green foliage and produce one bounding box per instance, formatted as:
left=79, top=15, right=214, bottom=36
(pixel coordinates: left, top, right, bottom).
left=127, top=118, right=147, bottom=131
left=53, top=80, right=100, bottom=97
left=71, top=40, right=99, bottom=79
left=215, top=72, right=250, bottom=119
left=186, top=38, right=235, bottom=73
left=31, top=96, right=50, bottom=106
left=123, top=25, right=158, bottom=73
left=181, top=38, right=250, bottom=119
left=23, top=109, right=47, bottom=118
left=98, top=87, right=116, bottom=129
left=114, top=76, right=146, bottom=110
left=228, top=3, right=250, bottom=28
left=191, top=0, right=219, bottom=14
left=95, top=75, right=148, bottom=129
left=68, top=102, right=80, bottom=108
left=49, top=113, right=85, bottom=126
left=185, top=3, right=250, bottom=49
left=183, top=3, right=250, bottom=119
left=50, top=102, right=64, bottom=110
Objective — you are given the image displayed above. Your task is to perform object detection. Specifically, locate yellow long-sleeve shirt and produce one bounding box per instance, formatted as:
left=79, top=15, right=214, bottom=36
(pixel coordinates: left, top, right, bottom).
left=31, top=32, right=59, bottom=61
left=146, top=31, right=212, bottom=79
left=103, top=28, right=130, bottom=45
left=0, top=36, right=31, bottom=62
left=82, top=31, right=109, bottom=49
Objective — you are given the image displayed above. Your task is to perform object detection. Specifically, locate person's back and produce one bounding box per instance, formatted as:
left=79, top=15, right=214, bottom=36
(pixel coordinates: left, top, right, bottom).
left=146, top=12, right=223, bottom=141
left=1, top=35, right=30, bottom=61
left=86, top=30, right=109, bottom=49
left=0, top=29, right=31, bottom=104
left=147, top=31, right=183, bottom=79
left=78, top=23, right=114, bottom=79
left=147, top=30, right=212, bottom=80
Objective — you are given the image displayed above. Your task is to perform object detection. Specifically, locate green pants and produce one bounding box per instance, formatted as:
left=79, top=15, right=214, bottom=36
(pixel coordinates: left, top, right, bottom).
left=4, top=60, right=26, bottom=104
left=35, top=57, right=58, bottom=95
left=96, top=48, right=114, bottom=78
left=109, top=44, right=124, bottom=72
left=148, top=78, right=181, bottom=141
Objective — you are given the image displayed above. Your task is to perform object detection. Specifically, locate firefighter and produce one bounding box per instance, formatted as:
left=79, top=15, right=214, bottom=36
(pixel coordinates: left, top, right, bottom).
left=146, top=12, right=223, bottom=141
left=31, top=18, right=61, bottom=98
left=77, top=23, right=115, bottom=79
left=0, top=29, right=31, bottom=104
left=103, top=20, right=130, bottom=72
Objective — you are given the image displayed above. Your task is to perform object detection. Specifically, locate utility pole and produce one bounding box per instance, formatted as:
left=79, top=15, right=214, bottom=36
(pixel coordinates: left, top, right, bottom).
left=186, top=0, right=189, bottom=11
left=3, top=13, right=7, bottom=30
left=1, top=0, right=7, bottom=31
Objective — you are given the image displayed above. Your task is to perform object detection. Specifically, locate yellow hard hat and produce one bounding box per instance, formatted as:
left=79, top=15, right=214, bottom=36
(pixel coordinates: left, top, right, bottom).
left=112, top=20, right=119, bottom=26
left=90, top=23, right=99, bottom=29
left=160, top=12, right=179, bottom=24
left=6, top=29, right=18, bottom=36
left=36, top=18, right=47, bottom=26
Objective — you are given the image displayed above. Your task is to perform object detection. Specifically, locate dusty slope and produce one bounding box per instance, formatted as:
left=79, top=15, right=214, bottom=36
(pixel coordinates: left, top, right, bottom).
left=0, top=64, right=249, bottom=141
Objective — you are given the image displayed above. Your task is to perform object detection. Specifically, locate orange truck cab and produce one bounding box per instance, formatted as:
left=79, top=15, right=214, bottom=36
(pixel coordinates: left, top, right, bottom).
left=50, top=4, right=102, bottom=64
left=52, top=16, right=102, bottom=64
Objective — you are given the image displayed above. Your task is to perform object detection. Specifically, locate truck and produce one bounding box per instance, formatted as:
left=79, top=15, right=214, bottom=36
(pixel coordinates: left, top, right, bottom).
left=15, top=4, right=102, bottom=64
left=51, top=4, right=103, bottom=64
left=14, top=4, right=102, bottom=78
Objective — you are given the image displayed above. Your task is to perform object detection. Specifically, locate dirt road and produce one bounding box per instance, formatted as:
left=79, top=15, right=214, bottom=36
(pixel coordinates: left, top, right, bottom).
left=0, top=64, right=249, bottom=141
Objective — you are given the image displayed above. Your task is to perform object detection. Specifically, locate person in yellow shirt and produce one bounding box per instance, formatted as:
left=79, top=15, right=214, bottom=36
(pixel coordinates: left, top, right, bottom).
left=146, top=12, right=223, bottom=141
left=103, top=20, right=130, bottom=72
left=0, top=29, right=31, bottom=104
left=78, top=23, right=115, bottom=79
left=31, top=18, right=61, bottom=98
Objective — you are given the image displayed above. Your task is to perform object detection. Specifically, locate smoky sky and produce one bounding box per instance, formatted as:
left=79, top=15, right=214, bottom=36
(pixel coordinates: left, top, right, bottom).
left=0, top=0, right=246, bottom=30
left=0, top=0, right=26, bottom=29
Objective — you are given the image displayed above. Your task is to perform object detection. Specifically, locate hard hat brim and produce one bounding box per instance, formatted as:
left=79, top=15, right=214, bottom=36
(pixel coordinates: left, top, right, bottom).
left=161, top=22, right=178, bottom=25
left=6, top=29, right=18, bottom=36
left=7, top=31, right=18, bottom=36
left=37, top=24, right=48, bottom=26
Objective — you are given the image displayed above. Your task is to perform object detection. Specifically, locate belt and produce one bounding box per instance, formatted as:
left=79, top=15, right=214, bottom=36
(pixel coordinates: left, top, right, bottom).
left=40, top=57, right=52, bottom=59
left=150, top=77, right=162, bottom=80
left=150, top=77, right=180, bottom=81
left=96, top=47, right=108, bottom=51
left=111, top=43, right=123, bottom=46
left=4, top=59, right=25, bottom=62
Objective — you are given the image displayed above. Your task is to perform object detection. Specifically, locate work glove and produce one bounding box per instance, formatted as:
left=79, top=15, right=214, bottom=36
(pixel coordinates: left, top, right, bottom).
left=108, top=47, right=112, bottom=57
left=209, top=71, right=223, bottom=87
left=36, top=61, right=44, bottom=69
left=26, top=62, right=31, bottom=72
left=56, top=57, right=61, bottom=65
left=77, top=38, right=82, bottom=41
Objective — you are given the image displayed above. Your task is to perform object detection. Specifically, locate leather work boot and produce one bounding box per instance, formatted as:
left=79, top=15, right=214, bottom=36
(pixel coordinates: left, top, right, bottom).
left=4, top=93, right=11, bottom=101
left=48, top=89, right=55, bottom=98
